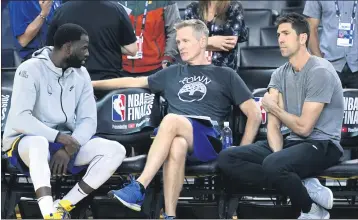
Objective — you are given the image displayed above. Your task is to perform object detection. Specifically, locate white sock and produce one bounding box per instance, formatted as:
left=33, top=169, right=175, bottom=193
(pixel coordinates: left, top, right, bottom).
left=38, top=196, right=55, bottom=217
left=61, top=183, right=88, bottom=206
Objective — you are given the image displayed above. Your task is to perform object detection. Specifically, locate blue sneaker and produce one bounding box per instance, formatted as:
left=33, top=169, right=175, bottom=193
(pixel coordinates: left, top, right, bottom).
left=108, top=177, right=145, bottom=212
left=163, top=213, right=176, bottom=219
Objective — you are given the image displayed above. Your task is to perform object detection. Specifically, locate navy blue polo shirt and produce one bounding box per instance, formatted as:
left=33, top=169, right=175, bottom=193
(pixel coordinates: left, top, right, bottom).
left=9, top=0, right=61, bottom=59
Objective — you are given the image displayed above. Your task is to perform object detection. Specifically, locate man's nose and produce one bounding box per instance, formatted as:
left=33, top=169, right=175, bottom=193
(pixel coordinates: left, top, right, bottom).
left=278, top=36, right=284, bottom=44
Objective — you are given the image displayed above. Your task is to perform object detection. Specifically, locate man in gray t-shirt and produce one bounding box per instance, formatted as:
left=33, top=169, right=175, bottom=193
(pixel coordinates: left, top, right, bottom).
left=92, top=19, right=261, bottom=217
left=268, top=56, right=344, bottom=152
left=303, top=0, right=358, bottom=88
left=218, top=13, right=344, bottom=219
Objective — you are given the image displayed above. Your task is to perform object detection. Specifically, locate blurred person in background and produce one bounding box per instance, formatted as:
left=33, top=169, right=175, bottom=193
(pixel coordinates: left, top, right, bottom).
left=184, top=0, right=248, bottom=70
left=9, top=0, right=61, bottom=61
left=118, top=0, right=181, bottom=77
left=304, top=0, right=358, bottom=88
left=46, top=1, right=137, bottom=81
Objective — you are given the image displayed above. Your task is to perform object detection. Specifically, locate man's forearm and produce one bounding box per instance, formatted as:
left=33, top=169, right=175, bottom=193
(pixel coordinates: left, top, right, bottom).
left=240, top=114, right=261, bottom=146
left=71, top=119, right=96, bottom=146
left=270, top=105, right=306, bottom=137
left=164, top=3, right=180, bottom=59
left=267, top=121, right=283, bottom=152
left=121, top=46, right=134, bottom=56
left=17, top=14, right=46, bottom=47
left=207, top=37, right=225, bottom=51
left=13, top=112, right=59, bottom=142
left=92, top=77, right=148, bottom=90
left=92, top=77, right=131, bottom=90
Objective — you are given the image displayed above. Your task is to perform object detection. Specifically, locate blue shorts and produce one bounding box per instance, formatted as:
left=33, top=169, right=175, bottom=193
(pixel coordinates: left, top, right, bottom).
left=153, top=118, right=222, bottom=163
left=5, top=136, right=89, bottom=176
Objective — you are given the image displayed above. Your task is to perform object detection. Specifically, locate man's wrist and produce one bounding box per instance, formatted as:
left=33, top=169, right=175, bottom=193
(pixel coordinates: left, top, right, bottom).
left=270, top=104, right=282, bottom=118
left=162, top=60, right=170, bottom=65
left=54, top=132, right=61, bottom=143
left=62, top=146, right=73, bottom=157
left=39, top=13, right=47, bottom=20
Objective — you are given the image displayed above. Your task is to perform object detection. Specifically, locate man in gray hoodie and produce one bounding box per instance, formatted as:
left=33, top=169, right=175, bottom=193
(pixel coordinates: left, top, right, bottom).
left=2, top=23, right=126, bottom=219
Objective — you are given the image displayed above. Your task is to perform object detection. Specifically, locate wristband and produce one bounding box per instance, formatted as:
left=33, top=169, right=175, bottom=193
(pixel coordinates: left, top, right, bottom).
left=39, top=13, right=47, bottom=20
left=162, top=60, right=171, bottom=67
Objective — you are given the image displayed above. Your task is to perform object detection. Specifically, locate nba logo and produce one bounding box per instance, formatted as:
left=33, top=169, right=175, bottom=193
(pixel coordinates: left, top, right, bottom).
left=254, top=97, right=267, bottom=125
left=112, top=94, right=126, bottom=122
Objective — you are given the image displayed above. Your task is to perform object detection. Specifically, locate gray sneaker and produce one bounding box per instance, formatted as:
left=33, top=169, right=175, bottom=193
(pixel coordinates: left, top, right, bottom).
left=303, top=178, right=333, bottom=210
left=298, top=203, right=330, bottom=219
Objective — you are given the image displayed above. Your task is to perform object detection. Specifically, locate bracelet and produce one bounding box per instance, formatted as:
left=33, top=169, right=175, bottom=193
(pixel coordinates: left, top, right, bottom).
left=39, top=14, right=47, bottom=20
left=162, top=60, right=170, bottom=65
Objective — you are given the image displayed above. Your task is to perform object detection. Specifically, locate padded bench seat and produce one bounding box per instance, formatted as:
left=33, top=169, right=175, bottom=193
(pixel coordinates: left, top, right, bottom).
left=319, top=159, right=358, bottom=179
left=185, top=160, right=218, bottom=176
left=4, top=156, right=357, bottom=180
left=116, top=155, right=147, bottom=174
left=115, top=155, right=219, bottom=176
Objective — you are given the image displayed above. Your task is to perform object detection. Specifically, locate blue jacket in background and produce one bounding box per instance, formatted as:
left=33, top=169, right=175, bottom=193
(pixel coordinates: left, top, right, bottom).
left=9, top=0, right=61, bottom=59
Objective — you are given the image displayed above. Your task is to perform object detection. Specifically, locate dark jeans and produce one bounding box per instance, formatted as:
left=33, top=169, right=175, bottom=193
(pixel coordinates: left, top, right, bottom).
left=337, top=63, right=358, bottom=89
left=217, top=139, right=342, bottom=212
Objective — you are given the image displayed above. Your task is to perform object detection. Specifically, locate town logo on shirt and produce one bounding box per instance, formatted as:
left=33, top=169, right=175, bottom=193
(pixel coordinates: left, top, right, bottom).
left=177, top=75, right=211, bottom=102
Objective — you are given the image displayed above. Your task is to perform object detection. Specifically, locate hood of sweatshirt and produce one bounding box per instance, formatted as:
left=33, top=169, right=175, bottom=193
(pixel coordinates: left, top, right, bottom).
left=32, top=46, right=75, bottom=78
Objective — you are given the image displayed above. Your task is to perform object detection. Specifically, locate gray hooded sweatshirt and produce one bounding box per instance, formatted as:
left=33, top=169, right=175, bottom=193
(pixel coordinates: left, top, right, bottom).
left=2, top=46, right=97, bottom=152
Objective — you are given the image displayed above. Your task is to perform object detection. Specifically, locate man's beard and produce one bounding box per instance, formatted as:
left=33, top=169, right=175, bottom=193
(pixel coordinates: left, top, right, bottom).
left=66, top=54, right=83, bottom=68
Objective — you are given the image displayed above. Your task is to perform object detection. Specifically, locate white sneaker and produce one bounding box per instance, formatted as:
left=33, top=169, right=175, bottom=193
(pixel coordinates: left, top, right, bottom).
left=53, top=199, right=60, bottom=209
left=298, top=203, right=330, bottom=219
left=302, top=178, right=333, bottom=209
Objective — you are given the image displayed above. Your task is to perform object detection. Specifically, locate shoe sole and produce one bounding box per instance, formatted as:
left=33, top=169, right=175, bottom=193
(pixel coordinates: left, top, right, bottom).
left=307, top=178, right=334, bottom=210
left=323, top=211, right=330, bottom=219
left=107, top=191, right=141, bottom=212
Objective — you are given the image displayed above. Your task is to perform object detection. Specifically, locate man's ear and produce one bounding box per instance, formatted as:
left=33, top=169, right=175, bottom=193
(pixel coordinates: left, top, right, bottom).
left=300, top=33, right=308, bottom=46
left=63, top=42, right=72, bottom=55
left=200, top=36, right=207, bottom=49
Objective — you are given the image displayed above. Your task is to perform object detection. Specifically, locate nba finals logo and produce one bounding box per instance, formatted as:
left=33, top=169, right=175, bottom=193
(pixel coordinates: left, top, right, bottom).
left=254, top=97, right=267, bottom=125
left=112, top=94, right=126, bottom=122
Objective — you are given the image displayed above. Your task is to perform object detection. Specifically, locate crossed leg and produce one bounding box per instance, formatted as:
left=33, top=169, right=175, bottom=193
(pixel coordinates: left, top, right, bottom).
left=136, top=114, right=193, bottom=216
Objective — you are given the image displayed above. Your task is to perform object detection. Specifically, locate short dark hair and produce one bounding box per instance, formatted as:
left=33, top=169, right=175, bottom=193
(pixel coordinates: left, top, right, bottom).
left=275, top=12, right=310, bottom=47
left=53, top=23, right=88, bottom=49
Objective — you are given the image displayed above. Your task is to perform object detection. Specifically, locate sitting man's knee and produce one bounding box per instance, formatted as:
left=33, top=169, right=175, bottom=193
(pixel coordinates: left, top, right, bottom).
left=161, top=113, right=187, bottom=131
left=168, top=137, right=188, bottom=161
left=110, top=140, right=126, bottom=157
left=92, top=138, right=126, bottom=157
left=217, top=148, right=243, bottom=174
left=26, top=136, right=49, bottom=151
left=262, top=155, right=285, bottom=175
left=217, top=149, right=231, bottom=170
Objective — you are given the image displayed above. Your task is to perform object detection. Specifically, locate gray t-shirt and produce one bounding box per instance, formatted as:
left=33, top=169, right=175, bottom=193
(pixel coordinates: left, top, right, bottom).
left=148, top=64, right=253, bottom=122
left=268, top=56, right=344, bottom=152
left=303, top=1, right=358, bottom=72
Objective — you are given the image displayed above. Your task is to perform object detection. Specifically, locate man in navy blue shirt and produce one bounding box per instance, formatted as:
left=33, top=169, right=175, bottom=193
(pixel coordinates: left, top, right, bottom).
left=9, top=0, right=61, bottom=60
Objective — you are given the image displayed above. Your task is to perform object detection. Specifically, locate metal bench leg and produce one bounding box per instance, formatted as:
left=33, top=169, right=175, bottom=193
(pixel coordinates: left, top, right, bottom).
left=227, top=196, right=239, bottom=219
left=218, top=192, right=227, bottom=219
left=5, top=191, right=21, bottom=219
left=151, top=175, right=163, bottom=219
